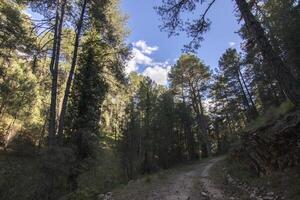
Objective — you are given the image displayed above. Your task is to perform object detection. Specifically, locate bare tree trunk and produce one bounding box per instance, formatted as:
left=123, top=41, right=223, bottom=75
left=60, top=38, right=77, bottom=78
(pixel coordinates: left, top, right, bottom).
left=57, top=0, right=88, bottom=139
left=38, top=116, right=48, bottom=149
left=235, top=0, right=300, bottom=107
left=0, top=100, right=7, bottom=118
left=197, top=93, right=211, bottom=157
left=189, top=82, right=211, bottom=157
left=47, top=7, right=59, bottom=145
left=237, top=69, right=252, bottom=112
left=238, top=68, right=257, bottom=113
left=48, top=0, right=66, bottom=146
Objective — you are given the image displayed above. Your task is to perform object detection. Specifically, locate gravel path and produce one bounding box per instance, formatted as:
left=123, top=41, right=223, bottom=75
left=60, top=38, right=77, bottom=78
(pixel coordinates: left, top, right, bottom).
left=112, top=156, right=226, bottom=200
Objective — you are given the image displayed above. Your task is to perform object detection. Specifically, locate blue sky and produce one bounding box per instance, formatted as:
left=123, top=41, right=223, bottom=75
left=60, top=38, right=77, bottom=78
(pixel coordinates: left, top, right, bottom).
left=25, top=1, right=242, bottom=85
left=121, top=0, right=242, bottom=85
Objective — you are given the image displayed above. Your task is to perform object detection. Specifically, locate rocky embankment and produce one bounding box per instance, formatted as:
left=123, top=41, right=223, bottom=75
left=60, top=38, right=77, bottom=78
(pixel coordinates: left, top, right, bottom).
left=234, top=111, right=300, bottom=176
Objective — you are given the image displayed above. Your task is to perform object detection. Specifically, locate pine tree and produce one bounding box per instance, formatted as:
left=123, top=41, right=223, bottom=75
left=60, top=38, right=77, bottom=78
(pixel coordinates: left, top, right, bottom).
left=169, top=54, right=211, bottom=157
left=66, top=35, right=108, bottom=159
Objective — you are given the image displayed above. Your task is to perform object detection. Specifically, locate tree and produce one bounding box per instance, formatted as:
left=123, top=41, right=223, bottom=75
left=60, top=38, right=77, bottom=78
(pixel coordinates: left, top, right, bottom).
left=136, top=77, right=159, bottom=173
left=154, top=91, right=177, bottom=168
left=218, top=48, right=257, bottom=119
left=0, top=1, right=35, bottom=59
left=175, top=101, right=198, bottom=160
left=119, top=99, right=142, bottom=180
left=169, top=54, right=211, bottom=157
left=156, top=0, right=300, bottom=107
left=57, top=0, right=129, bottom=137
left=65, top=34, right=108, bottom=159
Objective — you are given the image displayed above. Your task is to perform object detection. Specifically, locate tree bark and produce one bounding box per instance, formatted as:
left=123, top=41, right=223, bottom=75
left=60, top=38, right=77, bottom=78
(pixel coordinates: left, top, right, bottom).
left=57, top=0, right=88, bottom=139
left=238, top=68, right=257, bottom=113
left=48, top=0, right=66, bottom=146
left=235, top=0, right=300, bottom=107
left=236, top=68, right=252, bottom=112
left=189, top=81, right=211, bottom=157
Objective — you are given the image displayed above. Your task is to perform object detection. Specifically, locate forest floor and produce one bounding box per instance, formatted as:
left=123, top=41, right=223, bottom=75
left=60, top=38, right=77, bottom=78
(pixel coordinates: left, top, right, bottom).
left=112, top=156, right=227, bottom=200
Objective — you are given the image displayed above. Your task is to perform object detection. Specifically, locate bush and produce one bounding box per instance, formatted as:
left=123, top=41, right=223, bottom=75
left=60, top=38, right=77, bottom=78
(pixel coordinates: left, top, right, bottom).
left=34, top=146, right=76, bottom=200
left=245, top=101, right=295, bottom=132
left=6, top=134, right=36, bottom=156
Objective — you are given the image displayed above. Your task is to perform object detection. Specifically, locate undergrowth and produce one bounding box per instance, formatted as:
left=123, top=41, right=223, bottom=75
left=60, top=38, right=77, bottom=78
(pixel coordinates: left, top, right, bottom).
left=245, top=101, right=295, bottom=132
left=211, top=158, right=300, bottom=200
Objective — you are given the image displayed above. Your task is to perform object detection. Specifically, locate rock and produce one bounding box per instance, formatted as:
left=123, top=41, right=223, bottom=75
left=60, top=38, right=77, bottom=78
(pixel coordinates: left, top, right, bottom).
left=266, top=192, right=274, bottom=196
left=250, top=192, right=256, bottom=198
left=98, top=192, right=113, bottom=200
left=263, top=196, right=274, bottom=200
left=201, top=192, right=208, bottom=196
left=239, top=111, right=300, bottom=175
left=105, top=192, right=113, bottom=200
left=227, top=176, right=234, bottom=183
left=97, top=194, right=105, bottom=200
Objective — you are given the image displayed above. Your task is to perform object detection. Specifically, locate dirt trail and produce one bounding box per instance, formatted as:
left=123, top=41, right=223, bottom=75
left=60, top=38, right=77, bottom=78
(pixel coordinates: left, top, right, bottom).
left=112, top=156, right=225, bottom=200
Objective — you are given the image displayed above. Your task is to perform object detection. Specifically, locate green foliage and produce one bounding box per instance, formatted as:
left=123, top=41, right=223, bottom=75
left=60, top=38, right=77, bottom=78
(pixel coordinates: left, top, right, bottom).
left=0, top=1, right=35, bottom=58
left=263, top=0, right=300, bottom=78
left=220, top=156, right=300, bottom=200
left=0, top=153, right=41, bottom=200
left=0, top=59, right=45, bottom=144
left=67, top=38, right=108, bottom=132
left=245, top=101, right=295, bottom=132
left=0, top=0, right=300, bottom=199
left=170, top=54, right=212, bottom=157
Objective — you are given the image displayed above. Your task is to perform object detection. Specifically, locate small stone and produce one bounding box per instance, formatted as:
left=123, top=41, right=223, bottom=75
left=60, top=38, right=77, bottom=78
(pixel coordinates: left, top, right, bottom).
left=250, top=193, right=256, bottom=198
left=97, top=194, right=105, bottom=200
left=201, top=192, right=208, bottom=196
left=266, top=192, right=274, bottom=196
left=263, top=196, right=274, bottom=200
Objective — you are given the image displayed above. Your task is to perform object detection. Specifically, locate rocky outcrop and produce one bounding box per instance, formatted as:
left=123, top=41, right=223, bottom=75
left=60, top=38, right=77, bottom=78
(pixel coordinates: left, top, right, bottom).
left=224, top=171, right=282, bottom=200
left=236, top=111, right=300, bottom=176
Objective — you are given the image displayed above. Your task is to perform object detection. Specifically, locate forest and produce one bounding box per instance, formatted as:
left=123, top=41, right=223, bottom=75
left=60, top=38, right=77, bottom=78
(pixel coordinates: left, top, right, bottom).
left=0, top=0, right=299, bottom=200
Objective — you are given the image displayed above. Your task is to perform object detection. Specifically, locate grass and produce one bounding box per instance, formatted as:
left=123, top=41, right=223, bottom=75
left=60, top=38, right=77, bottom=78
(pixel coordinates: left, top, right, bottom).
left=0, top=134, right=125, bottom=200
left=64, top=136, right=125, bottom=200
left=209, top=159, right=251, bottom=200
left=245, top=101, right=295, bottom=132
left=0, top=151, right=41, bottom=200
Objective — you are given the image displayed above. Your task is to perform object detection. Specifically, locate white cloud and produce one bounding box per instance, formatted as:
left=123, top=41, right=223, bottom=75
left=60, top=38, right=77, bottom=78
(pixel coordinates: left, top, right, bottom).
left=125, top=40, right=172, bottom=85
left=257, top=1, right=264, bottom=6
left=229, top=42, right=236, bottom=47
left=133, top=40, right=159, bottom=55
left=22, top=10, right=32, bottom=18
left=143, top=65, right=171, bottom=85
left=125, top=47, right=153, bottom=74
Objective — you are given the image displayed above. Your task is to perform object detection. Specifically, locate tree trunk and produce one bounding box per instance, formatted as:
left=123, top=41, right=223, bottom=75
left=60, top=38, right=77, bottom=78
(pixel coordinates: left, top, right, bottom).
left=197, top=93, right=211, bottom=157
left=0, top=100, right=7, bottom=118
left=189, top=82, right=211, bottom=157
left=47, top=6, right=59, bottom=146
left=57, top=0, right=87, bottom=139
left=237, top=69, right=252, bottom=112
left=223, top=89, right=235, bottom=134
left=238, top=68, right=257, bottom=113
left=48, top=0, right=66, bottom=146
left=235, top=0, right=300, bottom=107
